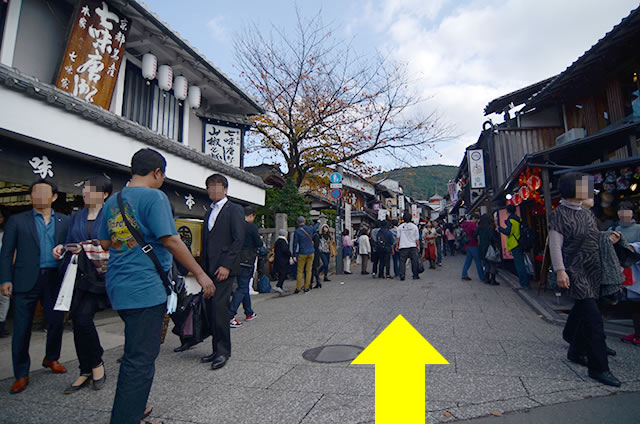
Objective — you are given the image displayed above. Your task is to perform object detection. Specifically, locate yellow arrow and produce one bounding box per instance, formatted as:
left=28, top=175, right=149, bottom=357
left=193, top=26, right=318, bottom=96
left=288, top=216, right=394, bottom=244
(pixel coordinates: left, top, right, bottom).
left=351, top=314, right=448, bottom=423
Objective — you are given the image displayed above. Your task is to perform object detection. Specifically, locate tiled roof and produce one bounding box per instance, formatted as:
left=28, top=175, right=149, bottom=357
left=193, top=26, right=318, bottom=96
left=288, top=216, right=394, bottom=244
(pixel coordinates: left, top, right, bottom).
left=0, top=64, right=267, bottom=189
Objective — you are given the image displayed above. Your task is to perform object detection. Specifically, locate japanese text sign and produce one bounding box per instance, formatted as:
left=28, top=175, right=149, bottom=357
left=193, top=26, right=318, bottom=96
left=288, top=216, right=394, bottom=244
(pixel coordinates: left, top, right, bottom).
left=204, top=123, right=243, bottom=167
left=55, top=1, right=130, bottom=109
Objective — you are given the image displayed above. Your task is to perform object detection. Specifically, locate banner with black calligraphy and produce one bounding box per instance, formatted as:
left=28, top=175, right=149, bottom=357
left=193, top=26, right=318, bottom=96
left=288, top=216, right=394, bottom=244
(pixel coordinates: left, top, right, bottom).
left=203, top=123, right=243, bottom=168
left=55, top=1, right=130, bottom=110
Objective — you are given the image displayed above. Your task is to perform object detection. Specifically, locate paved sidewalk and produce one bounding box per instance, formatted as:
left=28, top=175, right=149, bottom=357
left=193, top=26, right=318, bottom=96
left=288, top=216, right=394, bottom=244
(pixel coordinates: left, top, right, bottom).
left=2, top=255, right=640, bottom=423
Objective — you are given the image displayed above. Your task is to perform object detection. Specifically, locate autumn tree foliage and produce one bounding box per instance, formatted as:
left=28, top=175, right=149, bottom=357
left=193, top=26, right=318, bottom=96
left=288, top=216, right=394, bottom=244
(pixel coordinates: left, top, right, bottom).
left=235, top=11, right=451, bottom=187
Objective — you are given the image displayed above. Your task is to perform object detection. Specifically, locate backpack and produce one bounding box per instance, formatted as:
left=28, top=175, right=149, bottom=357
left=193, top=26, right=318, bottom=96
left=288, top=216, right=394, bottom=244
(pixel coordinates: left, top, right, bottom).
left=516, top=221, right=534, bottom=250
left=456, top=227, right=470, bottom=246
left=376, top=231, right=391, bottom=252
left=258, top=274, right=272, bottom=293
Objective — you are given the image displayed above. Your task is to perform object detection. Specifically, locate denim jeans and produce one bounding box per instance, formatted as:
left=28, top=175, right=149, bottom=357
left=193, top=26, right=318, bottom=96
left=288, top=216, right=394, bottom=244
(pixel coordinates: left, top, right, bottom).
left=461, top=246, right=486, bottom=280
left=319, top=252, right=330, bottom=279
left=511, top=246, right=530, bottom=287
left=110, top=302, right=165, bottom=424
left=377, top=251, right=391, bottom=277
left=229, top=274, right=254, bottom=317
left=436, top=240, right=443, bottom=264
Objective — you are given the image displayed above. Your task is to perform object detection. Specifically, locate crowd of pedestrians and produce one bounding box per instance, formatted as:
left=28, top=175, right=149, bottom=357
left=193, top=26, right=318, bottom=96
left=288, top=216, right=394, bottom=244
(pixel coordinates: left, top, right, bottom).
left=1, top=153, right=640, bottom=424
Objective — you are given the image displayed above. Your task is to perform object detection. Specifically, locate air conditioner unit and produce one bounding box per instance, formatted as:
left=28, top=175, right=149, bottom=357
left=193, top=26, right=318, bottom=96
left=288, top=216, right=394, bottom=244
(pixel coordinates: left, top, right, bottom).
left=555, top=128, right=586, bottom=145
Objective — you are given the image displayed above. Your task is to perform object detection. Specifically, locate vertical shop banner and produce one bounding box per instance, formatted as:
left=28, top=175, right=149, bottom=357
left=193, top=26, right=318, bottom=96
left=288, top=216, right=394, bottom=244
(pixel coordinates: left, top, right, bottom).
left=448, top=182, right=458, bottom=204
left=55, top=1, right=130, bottom=109
left=467, top=149, right=486, bottom=189
left=398, top=195, right=405, bottom=212
left=411, top=204, right=419, bottom=224
left=204, top=123, right=242, bottom=167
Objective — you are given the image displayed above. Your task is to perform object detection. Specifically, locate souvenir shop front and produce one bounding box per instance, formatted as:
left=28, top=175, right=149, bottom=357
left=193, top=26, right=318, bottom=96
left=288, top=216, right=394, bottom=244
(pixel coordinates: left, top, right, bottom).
left=0, top=133, right=211, bottom=259
left=555, top=157, right=640, bottom=230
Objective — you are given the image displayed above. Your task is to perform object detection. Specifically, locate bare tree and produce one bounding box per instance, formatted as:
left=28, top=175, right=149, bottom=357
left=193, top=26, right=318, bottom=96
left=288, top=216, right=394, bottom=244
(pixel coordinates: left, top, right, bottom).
left=235, top=10, right=452, bottom=186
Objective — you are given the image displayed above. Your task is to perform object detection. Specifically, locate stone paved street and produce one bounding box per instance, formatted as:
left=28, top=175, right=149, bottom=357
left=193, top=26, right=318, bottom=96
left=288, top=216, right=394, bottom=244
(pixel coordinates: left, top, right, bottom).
left=2, top=255, right=640, bottom=423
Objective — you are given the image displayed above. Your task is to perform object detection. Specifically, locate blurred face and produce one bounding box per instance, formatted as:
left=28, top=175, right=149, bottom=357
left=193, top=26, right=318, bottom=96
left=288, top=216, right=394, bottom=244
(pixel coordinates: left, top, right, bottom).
left=207, top=182, right=227, bottom=203
left=82, top=183, right=108, bottom=207
left=30, top=183, right=57, bottom=209
left=322, top=226, right=329, bottom=234
left=575, top=176, right=594, bottom=201
left=619, top=209, right=633, bottom=223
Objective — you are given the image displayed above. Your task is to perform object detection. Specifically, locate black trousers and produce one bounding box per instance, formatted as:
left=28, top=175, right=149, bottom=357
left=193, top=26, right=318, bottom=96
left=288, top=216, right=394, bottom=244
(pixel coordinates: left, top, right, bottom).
left=399, top=248, right=419, bottom=279
left=371, top=250, right=379, bottom=274
left=563, top=298, right=609, bottom=373
left=276, top=271, right=287, bottom=288
left=205, top=277, right=234, bottom=358
left=70, top=291, right=104, bottom=374
left=110, top=303, right=165, bottom=424
left=377, top=251, right=391, bottom=277
left=12, top=269, right=64, bottom=379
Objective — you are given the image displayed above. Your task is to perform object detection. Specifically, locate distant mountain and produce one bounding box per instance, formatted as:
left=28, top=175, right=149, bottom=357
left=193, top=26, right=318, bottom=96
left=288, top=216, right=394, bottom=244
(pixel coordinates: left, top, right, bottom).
left=373, top=165, right=458, bottom=200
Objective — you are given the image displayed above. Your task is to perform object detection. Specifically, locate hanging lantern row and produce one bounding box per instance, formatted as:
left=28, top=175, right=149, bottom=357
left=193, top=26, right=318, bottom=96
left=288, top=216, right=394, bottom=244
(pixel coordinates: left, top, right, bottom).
left=507, top=167, right=544, bottom=206
left=141, top=53, right=201, bottom=109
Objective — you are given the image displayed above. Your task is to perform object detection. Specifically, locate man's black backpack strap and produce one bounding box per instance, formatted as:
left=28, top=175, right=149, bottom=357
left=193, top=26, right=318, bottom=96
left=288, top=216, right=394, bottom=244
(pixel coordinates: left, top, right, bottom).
left=117, top=192, right=172, bottom=295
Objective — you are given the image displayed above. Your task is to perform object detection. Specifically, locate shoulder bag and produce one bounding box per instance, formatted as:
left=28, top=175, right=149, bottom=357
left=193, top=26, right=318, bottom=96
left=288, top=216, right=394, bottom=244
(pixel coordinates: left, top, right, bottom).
left=116, top=193, right=183, bottom=298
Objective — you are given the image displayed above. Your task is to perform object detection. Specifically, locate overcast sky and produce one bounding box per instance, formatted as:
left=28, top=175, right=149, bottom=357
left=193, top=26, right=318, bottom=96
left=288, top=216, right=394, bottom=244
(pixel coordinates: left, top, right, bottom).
left=144, top=0, right=639, bottom=170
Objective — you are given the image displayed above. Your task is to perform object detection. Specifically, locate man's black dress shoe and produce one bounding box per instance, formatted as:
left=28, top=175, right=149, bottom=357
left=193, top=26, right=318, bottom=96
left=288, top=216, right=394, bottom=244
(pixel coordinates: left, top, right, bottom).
left=606, top=346, right=617, bottom=356
left=211, top=355, right=228, bottom=370
left=567, top=353, right=588, bottom=367
left=201, top=353, right=216, bottom=363
left=588, top=370, right=621, bottom=387
left=174, top=342, right=195, bottom=353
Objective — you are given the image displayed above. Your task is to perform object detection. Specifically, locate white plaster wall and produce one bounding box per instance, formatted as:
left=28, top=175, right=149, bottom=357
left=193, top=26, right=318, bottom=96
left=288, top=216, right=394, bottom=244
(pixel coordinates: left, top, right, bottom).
left=187, top=109, right=203, bottom=152
left=0, top=86, right=265, bottom=205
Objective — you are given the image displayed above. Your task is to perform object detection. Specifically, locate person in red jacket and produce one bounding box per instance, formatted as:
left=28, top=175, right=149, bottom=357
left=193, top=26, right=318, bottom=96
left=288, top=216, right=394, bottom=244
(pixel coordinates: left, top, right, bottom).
left=460, top=215, right=486, bottom=281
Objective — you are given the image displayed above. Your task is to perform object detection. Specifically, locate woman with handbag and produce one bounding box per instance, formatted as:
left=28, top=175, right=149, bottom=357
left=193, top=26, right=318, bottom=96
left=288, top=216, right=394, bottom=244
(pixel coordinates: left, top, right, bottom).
left=52, top=176, right=111, bottom=394
left=317, top=224, right=332, bottom=282
left=477, top=214, right=499, bottom=285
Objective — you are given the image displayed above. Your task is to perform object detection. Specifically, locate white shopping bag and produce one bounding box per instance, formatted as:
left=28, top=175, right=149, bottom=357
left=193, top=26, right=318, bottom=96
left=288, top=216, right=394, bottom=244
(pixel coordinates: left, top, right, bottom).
left=54, top=254, right=78, bottom=311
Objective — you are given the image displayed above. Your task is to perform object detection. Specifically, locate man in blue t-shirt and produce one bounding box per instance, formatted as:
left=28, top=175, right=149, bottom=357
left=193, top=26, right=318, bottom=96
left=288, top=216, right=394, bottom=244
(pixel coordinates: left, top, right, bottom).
left=98, top=148, right=214, bottom=424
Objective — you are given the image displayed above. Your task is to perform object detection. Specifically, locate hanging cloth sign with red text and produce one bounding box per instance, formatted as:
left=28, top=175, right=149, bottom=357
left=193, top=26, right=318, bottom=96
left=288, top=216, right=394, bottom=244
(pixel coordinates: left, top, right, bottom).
left=55, top=1, right=130, bottom=109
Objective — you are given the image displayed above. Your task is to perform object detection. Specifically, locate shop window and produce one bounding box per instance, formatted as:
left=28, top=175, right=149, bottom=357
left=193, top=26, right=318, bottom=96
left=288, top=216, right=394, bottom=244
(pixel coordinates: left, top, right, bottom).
left=122, top=61, right=183, bottom=143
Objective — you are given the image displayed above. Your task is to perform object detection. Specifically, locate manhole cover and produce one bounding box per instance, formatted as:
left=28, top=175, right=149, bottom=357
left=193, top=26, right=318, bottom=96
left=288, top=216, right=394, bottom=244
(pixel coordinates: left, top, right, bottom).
left=302, top=344, right=364, bottom=363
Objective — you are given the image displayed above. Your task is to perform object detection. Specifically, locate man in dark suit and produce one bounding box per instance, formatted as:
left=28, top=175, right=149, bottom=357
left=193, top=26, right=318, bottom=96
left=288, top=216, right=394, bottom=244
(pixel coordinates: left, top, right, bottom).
left=200, top=174, right=246, bottom=370
left=0, top=179, right=70, bottom=394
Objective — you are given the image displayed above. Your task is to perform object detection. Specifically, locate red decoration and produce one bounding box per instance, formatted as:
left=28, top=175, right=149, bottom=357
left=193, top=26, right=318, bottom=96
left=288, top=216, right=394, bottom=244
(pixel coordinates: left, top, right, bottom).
left=516, top=167, right=544, bottom=205
left=513, top=193, right=522, bottom=205
left=519, top=185, right=531, bottom=200
left=527, top=175, right=542, bottom=191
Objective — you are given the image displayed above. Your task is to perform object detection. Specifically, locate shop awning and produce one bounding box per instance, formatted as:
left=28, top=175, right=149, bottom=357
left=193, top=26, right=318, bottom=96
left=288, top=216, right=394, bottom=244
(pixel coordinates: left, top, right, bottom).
left=554, top=155, right=640, bottom=176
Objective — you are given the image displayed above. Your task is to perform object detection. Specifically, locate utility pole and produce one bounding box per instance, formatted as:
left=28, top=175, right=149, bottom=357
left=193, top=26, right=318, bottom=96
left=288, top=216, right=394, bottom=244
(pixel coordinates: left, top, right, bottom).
left=335, top=165, right=344, bottom=274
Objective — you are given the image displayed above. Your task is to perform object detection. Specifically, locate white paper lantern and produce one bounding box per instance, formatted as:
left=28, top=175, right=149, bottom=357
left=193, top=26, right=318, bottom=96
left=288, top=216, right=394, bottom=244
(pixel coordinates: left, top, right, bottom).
left=188, top=85, right=201, bottom=109
left=141, top=53, right=157, bottom=82
left=157, top=65, right=173, bottom=91
left=173, top=75, right=188, bottom=100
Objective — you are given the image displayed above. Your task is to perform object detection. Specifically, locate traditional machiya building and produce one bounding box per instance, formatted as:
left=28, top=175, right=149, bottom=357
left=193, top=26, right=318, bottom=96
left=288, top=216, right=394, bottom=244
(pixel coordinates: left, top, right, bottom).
left=0, top=0, right=266, bottom=257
